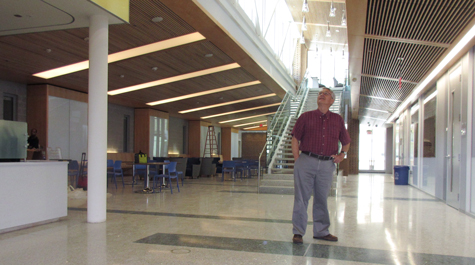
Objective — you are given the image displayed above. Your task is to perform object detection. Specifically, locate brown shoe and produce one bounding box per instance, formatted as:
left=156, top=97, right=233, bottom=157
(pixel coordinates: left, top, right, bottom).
left=313, top=234, right=338, bottom=241
left=292, top=234, right=303, bottom=244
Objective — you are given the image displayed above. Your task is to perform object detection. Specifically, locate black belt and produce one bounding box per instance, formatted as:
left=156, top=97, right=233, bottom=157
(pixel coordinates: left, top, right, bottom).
left=301, top=151, right=333, bottom=161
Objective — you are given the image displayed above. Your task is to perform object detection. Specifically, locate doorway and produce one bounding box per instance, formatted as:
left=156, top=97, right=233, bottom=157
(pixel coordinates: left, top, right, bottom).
left=359, top=124, right=386, bottom=172
left=446, top=65, right=462, bottom=209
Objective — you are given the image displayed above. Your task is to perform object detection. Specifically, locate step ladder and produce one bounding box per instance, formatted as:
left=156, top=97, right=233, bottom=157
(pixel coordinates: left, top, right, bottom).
left=202, top=126, right=219, bottom=157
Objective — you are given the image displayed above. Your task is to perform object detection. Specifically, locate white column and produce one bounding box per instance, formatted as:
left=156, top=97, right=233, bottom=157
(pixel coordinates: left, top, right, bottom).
left=87, top=15, right=108, bottom=223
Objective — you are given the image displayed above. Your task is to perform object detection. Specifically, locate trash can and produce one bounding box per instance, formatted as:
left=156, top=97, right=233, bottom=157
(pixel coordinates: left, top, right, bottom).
left=394, top=165, right=409, bottom=185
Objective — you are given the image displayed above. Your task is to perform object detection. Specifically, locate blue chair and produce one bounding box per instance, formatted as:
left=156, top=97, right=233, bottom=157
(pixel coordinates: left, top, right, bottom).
left=246, top=160, right=259, bottom=178
left=234, top=160, right=245, bottom=179
left=222, top=160, right=241, bottom=181
left=68, top=160, right=79, bottom=188
left=133, top=164, right=147, bottom=188
left=154, top=162, right=180, bottom=194
left=110, top=160, right=125, bottom=188
left=107, top=159, right=115, bottom=187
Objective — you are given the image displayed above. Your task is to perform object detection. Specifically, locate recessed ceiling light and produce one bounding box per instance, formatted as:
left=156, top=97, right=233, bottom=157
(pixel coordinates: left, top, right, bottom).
left=205, top=53, right=213, bottom=57
left=151, top=66, right=158, bottom=71
left=120, top=74, right=125, bottom=78
left=233, top=120, right=268, bottom=127
left=219, top=112, right=276, bottom=124
left=45, top=49, right=52, bottom=53
left=201, top=103, right=281, bottom=119
left=179, top=93, right=276, bottom=114
left=152, top=17, right=163, bottom=22
left=33, top=32, right=206, bottom=79
left=110, top=63, right=240, bottom=96
left=146, top=80, right=260, bottom=106
left=243, top=125, right=267, bottom=130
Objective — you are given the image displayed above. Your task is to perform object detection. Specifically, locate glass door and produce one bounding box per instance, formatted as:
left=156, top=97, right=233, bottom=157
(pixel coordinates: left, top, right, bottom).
left=359, top=124, right=386, bottom=172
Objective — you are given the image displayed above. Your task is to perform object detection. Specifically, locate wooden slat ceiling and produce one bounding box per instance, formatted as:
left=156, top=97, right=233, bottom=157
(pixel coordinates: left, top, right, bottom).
left=0, top=0, right=288, bottom=127
left=358, top=0, right=475, bottom=126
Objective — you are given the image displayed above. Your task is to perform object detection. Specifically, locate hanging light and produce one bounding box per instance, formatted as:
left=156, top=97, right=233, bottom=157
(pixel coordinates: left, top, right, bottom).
left=300, top=32, right=305, bottom=44
left=302, top=16, right=307, bottom=31
left=302, top=0, right=309, bottom=13
left=330, top=47, right=333, bottom=56
left=326, top=21, right=331, bottom=37
left=341, top=10, right=347, bottom=26
left=329, top=0, right=336, bottom=17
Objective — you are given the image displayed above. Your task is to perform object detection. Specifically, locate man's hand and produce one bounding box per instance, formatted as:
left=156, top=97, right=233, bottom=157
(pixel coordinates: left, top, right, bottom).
left=331, top=153, right=345, bottom=163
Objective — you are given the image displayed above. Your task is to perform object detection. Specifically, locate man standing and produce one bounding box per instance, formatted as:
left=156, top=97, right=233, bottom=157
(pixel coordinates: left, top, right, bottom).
left=291, top=87, right=351, bottom=244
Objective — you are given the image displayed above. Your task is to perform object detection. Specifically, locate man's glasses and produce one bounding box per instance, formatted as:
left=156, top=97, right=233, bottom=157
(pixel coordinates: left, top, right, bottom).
left=318, top=91, right=332, bottom=97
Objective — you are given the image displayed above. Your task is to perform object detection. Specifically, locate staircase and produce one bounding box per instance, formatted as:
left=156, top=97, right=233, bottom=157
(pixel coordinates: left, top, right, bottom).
left=258, top=88, right=342, bottom=194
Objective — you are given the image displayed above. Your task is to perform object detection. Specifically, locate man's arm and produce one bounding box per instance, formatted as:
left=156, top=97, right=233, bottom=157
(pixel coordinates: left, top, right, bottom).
left=332, top=143, right=350, bottom=163
left=292, top=136, right=300, bottom=160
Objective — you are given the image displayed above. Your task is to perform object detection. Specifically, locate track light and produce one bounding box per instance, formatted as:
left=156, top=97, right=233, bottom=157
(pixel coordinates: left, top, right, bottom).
left=302, top=0, right=309, bottom=13
left=326, top=22, right=331, bottom=37
left=302, top=16, right=307, bottom=31
left=341, top=10, right=347, bottom=26
left=329, top=0, right=336, bottom=17
left=300, top=32, right=305, bottom=44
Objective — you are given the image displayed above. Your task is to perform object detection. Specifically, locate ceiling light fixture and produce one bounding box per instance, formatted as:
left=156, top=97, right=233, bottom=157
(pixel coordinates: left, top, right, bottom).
left=243, top=125, right=267, bottom=130
left=109, top=63, right=240, bottom=96
left=302, top=16, right=307, bottom=31
left=326, top=22, right=331, bottom=37
left=219, top=112, right=276, bottom=124
left=179, top=93, right=276, bottom=114
left=151, top=66, right=158, bottom=71
left=387, top=22, right=475, bottom=123
left=302, top=0, right=309, bottom=13
left=201, top=103, right=281, bottom=119
left=146, top=80, right=261, bottom=106
left=33, top=32, right=206, bottom=79
left=204, top=53, right=213, bottom=57
left=341, top=10, right=347, bottom=26
left=152, top=16, right=163, bottom=22
left=329, top=0, right=336, bottom=17
left=233, top=120, right=268, bottom=127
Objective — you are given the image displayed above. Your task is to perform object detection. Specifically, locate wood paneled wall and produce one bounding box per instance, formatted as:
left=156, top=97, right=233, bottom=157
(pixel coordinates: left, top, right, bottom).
left=221, top=127, right=232, bottom=160
left=188, top=121, right=201, bottom=157
left=26, top=85, right=48, bottom=149
left=241, top=132, right=266, bottom=161
left=134, top=108, right=169, bottom=155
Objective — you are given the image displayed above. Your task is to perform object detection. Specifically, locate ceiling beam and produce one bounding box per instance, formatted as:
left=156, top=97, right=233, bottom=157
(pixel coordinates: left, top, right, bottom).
left=361, top=74, right=419, bottom=85
left=346, top=0, right=367, bottom=119
left=364, top=34, right=450, bottom=48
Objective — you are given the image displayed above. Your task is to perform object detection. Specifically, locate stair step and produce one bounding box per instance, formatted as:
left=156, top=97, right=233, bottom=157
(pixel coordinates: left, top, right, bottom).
left=260, top=179, right=294, bottom=187
left=258, top=186, right=294, bottom=195
left=271, top=168, right=294, bottom=174
left=262, top=173, right=294, bottom=180
left=273, top=163, right=295, bottom=166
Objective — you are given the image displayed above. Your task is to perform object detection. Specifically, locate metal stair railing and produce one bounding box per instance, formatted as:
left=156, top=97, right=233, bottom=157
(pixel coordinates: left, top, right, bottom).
left=257, top=78, right=310, bottom=189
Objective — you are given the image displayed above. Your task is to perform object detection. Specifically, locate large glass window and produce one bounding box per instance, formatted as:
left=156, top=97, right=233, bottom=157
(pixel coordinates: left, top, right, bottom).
left=422, top=88, right=437, bottom=195
left=410, top=103, right=419, bottom=186
left=359, top=124, right=386, bottom=171
left=149, top=116, right=168, bottom=158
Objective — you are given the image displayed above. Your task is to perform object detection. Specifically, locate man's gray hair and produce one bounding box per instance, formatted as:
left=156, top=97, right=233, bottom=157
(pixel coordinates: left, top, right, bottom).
left=320, top=86, right=335, bottom=99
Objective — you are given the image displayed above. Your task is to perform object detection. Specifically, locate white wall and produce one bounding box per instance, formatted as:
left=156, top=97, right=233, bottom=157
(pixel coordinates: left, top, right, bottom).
left=48, top=96, right=88, bottom=162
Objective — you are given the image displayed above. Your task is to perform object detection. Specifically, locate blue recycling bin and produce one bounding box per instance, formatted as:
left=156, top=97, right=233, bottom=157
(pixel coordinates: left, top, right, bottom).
left=394, top=166, right=409, bottom=185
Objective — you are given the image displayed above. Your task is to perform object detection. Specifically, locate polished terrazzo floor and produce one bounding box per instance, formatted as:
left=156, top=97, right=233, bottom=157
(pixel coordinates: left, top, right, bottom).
left=1, top=173, right=475, bottom=264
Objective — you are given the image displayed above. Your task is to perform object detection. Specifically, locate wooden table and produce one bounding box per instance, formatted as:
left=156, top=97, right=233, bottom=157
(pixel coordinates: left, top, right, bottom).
left=130, top=162, right=169, bottom=194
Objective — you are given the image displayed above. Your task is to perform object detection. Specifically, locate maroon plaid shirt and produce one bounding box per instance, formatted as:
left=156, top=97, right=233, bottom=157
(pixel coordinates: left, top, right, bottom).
left=291, top=109, right=351, bottom=156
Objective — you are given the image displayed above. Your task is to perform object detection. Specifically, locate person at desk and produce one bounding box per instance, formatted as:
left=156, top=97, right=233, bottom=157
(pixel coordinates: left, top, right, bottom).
left=27, top=128, right=40, bottom=149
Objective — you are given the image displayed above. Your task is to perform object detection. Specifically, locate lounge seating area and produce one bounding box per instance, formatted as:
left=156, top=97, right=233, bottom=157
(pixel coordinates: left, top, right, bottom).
left=102, top=153, right=260, bottom=190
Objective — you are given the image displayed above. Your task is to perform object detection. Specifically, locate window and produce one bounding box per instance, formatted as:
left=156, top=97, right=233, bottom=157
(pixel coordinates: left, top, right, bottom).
left=3, top=94, right=17, bottom=121
left=123, top=115, right=130, bottom=152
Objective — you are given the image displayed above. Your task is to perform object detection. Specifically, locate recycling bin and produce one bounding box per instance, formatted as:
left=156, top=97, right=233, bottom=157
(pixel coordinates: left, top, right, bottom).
left=394, top=165, right=409, bottom=185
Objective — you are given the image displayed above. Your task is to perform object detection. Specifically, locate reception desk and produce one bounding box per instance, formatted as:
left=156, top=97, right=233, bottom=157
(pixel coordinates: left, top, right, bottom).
left=0, top=161, right=68, bottom=233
